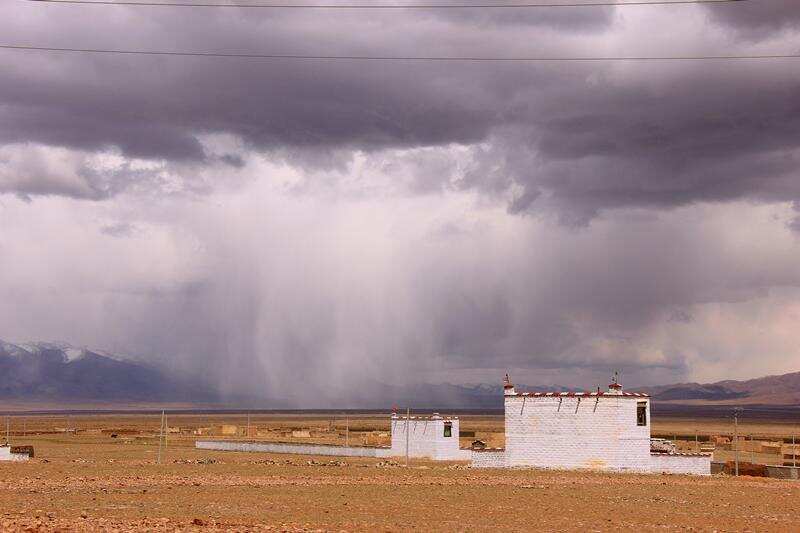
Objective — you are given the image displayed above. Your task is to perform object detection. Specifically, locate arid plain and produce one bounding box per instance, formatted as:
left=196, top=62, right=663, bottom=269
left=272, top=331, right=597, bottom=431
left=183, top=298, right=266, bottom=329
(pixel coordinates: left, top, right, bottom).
left=1, top=413, right=799, bottom=532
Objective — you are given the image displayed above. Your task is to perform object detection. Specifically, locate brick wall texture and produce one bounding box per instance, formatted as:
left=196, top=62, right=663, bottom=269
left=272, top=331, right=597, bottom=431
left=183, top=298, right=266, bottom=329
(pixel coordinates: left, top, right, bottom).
left=469, top=393, right=710, bottom=475
left=504, top=395, right=652, bottom=471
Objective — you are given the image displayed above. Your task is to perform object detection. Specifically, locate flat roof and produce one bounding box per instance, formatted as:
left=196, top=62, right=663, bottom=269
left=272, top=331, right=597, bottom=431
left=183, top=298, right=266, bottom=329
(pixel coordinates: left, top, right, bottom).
left=509, top=391, right=649, bottom=398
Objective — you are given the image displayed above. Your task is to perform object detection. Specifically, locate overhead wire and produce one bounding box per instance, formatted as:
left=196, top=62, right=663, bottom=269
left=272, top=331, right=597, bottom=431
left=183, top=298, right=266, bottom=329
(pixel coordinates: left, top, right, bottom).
left=9, top=0, right=780, bottom=65
left=21, top=0, right=751, bottom=8
left=1, top=44, right=797, bottom=61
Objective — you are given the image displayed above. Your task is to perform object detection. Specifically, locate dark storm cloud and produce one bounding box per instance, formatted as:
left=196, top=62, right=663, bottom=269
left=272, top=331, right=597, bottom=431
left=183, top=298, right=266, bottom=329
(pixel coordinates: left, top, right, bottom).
left=704, top=0, right=800, bottom=38
left=3, top=1, right=799, bottom=224
left=465, top=64, right=800, bottom=222
left=424, top=2, right=614, bottom=29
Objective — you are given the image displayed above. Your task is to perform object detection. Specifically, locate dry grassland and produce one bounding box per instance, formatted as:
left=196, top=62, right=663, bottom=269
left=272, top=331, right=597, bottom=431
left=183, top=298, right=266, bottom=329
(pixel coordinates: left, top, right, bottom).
left=0, top=413, right=799, bottom=532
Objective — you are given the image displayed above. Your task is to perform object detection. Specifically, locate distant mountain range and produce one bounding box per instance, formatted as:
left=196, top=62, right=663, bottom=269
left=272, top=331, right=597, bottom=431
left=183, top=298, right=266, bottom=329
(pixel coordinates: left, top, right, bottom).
left=0, top=339, right=570, bottom=408
left=0, top=340, right=218, bottom=404
left=1, top=340, right=798, bottom=407
left=640, top=372, right=800, bottom=405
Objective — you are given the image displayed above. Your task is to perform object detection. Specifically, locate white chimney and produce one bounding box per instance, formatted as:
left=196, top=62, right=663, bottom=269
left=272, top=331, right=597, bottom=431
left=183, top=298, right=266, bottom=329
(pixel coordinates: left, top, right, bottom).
left=503, top=373, right=516, bottom=396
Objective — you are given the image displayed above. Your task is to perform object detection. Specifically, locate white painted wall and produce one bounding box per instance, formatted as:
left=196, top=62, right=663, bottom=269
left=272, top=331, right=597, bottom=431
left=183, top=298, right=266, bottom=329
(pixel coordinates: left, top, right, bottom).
left=196, top=440, right=394, bottom=458
left=503, top=394, right=652, bottom=472
left=0, top=445, right=30, bottom=462
left=471, top=449, right=506, bottom=468
left=650, top=453, right=711, bottom=476
left=390, top=415, right=468, bottom=460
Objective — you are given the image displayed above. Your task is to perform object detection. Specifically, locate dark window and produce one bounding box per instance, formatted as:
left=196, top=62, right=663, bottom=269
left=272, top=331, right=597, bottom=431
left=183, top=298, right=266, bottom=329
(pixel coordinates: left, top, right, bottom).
left=443, top=422, right=452, bottom=437
left=637, top=402, right=647, bottom=426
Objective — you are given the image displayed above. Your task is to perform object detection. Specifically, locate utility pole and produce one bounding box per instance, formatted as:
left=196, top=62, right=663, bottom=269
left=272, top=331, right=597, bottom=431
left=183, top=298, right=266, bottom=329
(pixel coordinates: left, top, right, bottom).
left=5, top=416, right=9, bottom=445
left=733, top=408, right=741, bottom=476
left=405, top=408, right=410, bottom=468
left=157, top=410, right=165, bottom=465
left=793, top=429, right=797, bottom=468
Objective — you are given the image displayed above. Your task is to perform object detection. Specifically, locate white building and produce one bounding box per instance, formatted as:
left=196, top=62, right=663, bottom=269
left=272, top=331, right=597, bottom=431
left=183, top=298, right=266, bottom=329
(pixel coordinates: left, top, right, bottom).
left=472, top=374, right=711, bottom=475
left=0, top=445, right=30, bottom=462
left=390, top=412, right=471, bottom=460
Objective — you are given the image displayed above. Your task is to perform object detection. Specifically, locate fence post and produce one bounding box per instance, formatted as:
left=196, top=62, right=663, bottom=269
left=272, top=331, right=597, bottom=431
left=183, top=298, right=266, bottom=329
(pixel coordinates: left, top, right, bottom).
left=733, top=410, right=740, bottom=476
left=157, top=410, right=165, bottom=465
left=405, top=408, right=410, bottom=468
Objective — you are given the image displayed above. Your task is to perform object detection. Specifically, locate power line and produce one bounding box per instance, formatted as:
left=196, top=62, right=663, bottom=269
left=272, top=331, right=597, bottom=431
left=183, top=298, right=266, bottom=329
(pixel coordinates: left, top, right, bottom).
left=2, top=43, right=798, bottom=61
left=22, top=0, right=751, bottom=9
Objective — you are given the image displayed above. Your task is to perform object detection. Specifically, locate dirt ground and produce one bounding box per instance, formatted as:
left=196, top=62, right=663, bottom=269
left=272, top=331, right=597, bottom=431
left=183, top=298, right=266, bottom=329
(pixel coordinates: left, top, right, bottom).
left=1, top=414, right=799, bottom=532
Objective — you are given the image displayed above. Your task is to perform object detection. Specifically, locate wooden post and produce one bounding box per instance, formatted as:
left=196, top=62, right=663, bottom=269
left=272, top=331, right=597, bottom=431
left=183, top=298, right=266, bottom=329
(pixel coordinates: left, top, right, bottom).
left=405, top=408, right=410, bottom=468
left=157, top=410, right=165, bottom=465
left=246, top=412, right=251, bottom=439
left=733, top=410, right=739, bottom=476
left=345, top=416, right=349, bottom=448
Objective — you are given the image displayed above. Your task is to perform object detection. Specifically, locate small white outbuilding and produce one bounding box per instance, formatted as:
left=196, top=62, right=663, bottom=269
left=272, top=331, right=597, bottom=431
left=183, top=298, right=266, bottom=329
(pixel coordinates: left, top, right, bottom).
left=390, top=412, right=471, bottom=461
left=0, top=445, right=30, bottom=462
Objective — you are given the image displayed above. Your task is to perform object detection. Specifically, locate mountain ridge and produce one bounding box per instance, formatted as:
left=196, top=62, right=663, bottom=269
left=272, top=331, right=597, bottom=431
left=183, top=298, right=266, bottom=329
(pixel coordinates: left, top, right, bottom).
left=1, top=340, right=798, bottom=407
left=0, top=340, right=218, bottom=403
left=639, top=371, right=800, bottom=405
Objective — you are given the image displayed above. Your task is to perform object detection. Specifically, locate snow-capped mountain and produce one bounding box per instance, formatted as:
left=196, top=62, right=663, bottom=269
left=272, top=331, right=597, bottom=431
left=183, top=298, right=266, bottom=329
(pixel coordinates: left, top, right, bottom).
left=0, top=340, right=216, bottom=402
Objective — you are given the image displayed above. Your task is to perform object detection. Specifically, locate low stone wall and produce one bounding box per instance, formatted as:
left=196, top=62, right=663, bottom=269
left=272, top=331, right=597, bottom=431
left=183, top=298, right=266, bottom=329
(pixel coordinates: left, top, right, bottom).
left=650, top=453, right=711, bottom=476
left=444, top=449, right=473, bottom=461
left=472, top=449, right=712, bottom=474
left=0, top=446, right=30, bottom=462
left=471, top=449, right=507, bottom=468
left=196, top=440, right=394, bottom=458
left=765, top=466, right=800, bottom=480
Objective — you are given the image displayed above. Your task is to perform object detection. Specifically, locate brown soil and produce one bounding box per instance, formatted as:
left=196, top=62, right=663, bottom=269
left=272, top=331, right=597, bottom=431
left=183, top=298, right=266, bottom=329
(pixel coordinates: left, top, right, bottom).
left=1, top=415, right=799, bottom=532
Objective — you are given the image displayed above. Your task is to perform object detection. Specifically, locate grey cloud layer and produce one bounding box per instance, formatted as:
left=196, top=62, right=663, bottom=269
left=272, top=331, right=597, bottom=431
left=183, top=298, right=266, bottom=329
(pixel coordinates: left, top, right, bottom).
left=3, top=191, right=797, bottom=401
left=3, top=1, right=800, bottom=401
left=2, top=2, right=799, bottom=221
left=705, top=0, right=800, bottom=37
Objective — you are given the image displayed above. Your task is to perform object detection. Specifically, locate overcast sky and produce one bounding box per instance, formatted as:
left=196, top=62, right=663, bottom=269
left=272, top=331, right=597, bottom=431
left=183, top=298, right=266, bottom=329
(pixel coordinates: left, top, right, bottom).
left=1, top=0, right=800, bottom=403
